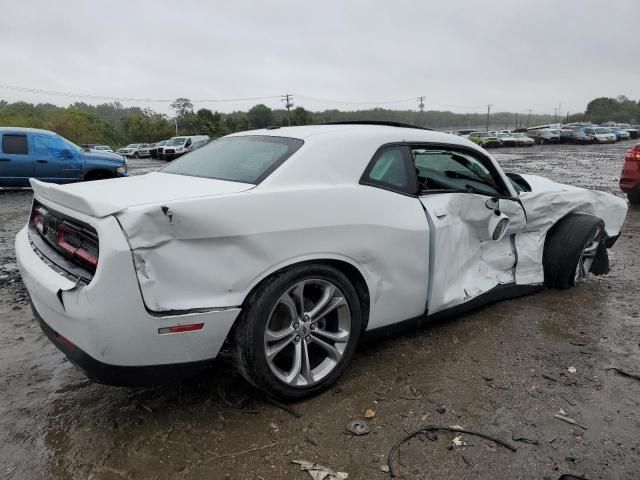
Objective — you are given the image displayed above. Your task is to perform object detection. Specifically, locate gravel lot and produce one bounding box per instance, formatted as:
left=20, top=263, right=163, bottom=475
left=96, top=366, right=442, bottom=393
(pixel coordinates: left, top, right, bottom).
left=1, top=143, right=639, bottom=480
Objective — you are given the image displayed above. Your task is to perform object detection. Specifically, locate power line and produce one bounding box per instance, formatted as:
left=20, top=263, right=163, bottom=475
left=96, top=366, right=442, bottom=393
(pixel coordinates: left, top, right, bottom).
left=0, top=83, right=282, bottom=104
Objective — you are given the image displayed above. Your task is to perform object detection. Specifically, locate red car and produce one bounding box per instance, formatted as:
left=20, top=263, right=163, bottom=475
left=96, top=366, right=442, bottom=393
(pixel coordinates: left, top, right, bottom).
left=620, top=143, right=640, bottom=205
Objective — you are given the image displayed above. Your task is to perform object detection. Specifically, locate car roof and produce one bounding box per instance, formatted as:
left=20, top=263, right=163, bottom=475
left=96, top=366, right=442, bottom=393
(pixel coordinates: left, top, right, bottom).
left=0, top=126, right=55, bottom=135
left=227, top=123, right=512, bottom=192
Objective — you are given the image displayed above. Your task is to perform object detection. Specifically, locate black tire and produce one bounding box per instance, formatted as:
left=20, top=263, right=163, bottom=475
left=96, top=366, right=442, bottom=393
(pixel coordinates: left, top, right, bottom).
left=543, top=214, right=606, bottom=289
left=232, top=264, right=362, bottom=401
left=133, top=152, right=139, bottom=159
left=628, top=189, right=640, bottom=205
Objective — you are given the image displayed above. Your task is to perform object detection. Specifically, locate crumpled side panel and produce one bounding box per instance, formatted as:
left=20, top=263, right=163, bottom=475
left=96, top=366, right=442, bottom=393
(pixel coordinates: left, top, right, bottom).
left=420, top=193, right=526, bottom=314
left=116, top=185, right=430, bottom=330
left=514, top=175, right=628, bottom=285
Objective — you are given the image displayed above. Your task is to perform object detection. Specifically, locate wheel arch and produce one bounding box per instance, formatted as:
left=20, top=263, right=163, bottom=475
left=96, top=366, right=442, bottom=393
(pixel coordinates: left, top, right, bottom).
left=239, top=256, right=372, bottom=332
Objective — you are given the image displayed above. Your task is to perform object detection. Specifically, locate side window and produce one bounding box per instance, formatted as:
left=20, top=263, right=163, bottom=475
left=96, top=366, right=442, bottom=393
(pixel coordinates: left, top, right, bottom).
left=185, top=138, right=192, bottom=147
left=33, top=135, right=71, bottom=159
left=362, top=146, right=413, bottom=194
left=413, top=147, right=507, bottom=196
left=2, top=134, right=28, bottom=155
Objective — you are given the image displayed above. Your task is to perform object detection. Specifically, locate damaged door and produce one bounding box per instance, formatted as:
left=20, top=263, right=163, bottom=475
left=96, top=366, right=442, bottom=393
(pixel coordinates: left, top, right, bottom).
left=412, top=146, right=527, bottom=314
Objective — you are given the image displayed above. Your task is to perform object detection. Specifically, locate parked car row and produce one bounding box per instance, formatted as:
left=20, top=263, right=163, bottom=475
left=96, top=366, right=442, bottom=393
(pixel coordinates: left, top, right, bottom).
left=455, top=121, right=638, bottom=148
left=116, top=135, right=211, bottom=160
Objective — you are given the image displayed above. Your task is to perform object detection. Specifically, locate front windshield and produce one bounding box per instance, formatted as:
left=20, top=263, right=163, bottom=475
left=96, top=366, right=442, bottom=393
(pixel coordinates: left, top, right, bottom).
left=60, top=136, right=81, bottom=152
left=595, top=128, right=610, bottom=134
left=167, top=137, right=187, bottom=146
left=126, top=144, right=139, bottom=148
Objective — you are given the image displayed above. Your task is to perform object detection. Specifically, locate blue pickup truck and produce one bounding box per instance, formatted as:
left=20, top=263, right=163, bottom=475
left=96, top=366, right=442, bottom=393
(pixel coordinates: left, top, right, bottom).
left=0, top=127, right=127, bottom=187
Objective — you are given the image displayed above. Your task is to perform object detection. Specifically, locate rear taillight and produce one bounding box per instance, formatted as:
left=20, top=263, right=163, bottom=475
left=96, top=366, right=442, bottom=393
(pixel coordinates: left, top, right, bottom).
left=56, top=225, right=99, bottom=270
left=29, top=202, right=99, bottom=273
left=625, top=149, right=640, bottom=161
left=31, top=208, right=44, bottom=233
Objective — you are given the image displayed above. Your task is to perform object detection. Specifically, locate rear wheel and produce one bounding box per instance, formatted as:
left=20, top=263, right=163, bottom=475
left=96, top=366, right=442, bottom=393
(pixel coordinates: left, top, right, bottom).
left=232, top=264, right=361, bottom=401
left=543, top=214, right=607, bottom=289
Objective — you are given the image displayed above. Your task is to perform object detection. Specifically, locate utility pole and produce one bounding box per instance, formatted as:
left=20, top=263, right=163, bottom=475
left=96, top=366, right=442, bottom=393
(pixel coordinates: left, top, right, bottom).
left=515, top=112, right=518, bottom=130
left=417, top=96, right=425, bottom=127
left=527, top=109, right=532, bottom=127
left=281, top=93, right=294, bottom=126
left=485, top=104, right=492, bottom=132
left=173, top=118, right=178, bottom=135
left=554, top=107, right=558, bottom=123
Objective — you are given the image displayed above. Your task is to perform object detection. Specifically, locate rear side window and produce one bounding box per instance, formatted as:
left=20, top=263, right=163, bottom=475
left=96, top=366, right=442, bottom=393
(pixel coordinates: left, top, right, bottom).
left=361, top=146, right=415, bottom=194
left=161, top=135, right=304, bottom=184
left=2, top=134, right=28, bottom=155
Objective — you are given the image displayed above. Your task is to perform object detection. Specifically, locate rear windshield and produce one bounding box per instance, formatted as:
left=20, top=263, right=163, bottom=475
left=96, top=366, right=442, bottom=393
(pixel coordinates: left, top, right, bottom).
left=161, top=135, right=304, bottom=184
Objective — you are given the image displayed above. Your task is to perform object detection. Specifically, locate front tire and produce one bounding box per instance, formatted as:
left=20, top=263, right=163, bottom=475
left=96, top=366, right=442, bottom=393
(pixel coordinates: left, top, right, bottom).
left=232, top=264, right=362, bottom=401
left=543, top=214, right=607, bottom=289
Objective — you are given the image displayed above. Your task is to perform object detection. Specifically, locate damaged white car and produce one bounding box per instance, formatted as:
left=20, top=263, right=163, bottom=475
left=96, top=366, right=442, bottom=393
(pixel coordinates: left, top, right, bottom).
left=16, top=122, right=627, bottom=400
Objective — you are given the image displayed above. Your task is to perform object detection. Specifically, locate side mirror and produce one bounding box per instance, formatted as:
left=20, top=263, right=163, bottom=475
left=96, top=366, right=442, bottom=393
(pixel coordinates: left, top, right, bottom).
left=488, top=210, right=510, bottom=241
left=61, top=149, right=74, bottom=159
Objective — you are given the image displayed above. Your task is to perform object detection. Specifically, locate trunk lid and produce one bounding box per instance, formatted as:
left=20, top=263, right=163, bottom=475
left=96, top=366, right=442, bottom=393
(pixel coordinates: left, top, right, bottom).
left=31, top=172, right=254, bottom=218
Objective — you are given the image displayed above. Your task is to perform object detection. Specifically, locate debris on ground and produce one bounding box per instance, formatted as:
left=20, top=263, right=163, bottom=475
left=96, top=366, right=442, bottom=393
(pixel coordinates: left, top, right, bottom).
left=363, top=408, right=376, bottom=419
left=387, top=425, right=517, bottom=477
left=512, top=433, right=540, bottom=445
left=291, top=460, right=348, bottom=480
left=542, top=374, right=559, bottom=382
left=452, top=436, right=466, bottom=447
left=567, top=366, right=577, bottom=374
left=345, top=420, right=370, bottom=436
left=436, top=406, right=447, bottom=414
left=607, top=367, right=640, bottom=382
left=553, top=414, right=588, bottom=430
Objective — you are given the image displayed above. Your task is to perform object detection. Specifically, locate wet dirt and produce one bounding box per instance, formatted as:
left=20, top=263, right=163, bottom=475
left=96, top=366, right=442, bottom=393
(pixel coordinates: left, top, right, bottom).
left=1, top=145, right=639, bottom=479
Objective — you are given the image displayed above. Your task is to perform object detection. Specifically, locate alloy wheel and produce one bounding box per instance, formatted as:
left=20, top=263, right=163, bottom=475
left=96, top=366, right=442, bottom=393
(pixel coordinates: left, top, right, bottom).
left=263, top=279, right=351, bottom=387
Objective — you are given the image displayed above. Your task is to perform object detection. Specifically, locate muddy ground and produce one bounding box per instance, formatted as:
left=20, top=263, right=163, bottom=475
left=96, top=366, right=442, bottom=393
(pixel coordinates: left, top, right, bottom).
left=1, top=143, right=639, bottom=480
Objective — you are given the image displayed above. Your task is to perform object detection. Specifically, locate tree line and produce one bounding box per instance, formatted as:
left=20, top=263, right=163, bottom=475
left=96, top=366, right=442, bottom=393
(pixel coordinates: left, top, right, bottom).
left=1, top=95, right=638, bottom=149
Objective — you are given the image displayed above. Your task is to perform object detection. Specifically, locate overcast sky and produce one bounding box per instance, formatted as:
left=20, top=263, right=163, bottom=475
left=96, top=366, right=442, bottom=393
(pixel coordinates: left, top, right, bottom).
left=1, top=0, right=639, bottom=116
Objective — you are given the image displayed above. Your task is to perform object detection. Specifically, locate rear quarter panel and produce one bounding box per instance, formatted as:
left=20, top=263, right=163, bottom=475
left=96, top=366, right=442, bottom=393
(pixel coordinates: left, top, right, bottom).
left=116, top=185, right=431, bottom=330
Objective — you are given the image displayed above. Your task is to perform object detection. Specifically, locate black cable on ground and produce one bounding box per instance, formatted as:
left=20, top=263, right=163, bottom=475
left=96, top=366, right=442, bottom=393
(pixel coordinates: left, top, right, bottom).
left=387, top=425, right=517, bottom=477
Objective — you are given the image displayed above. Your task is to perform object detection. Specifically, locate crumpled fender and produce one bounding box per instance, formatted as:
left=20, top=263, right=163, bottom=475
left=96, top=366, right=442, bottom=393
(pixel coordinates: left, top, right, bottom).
left=514, top=174, right=627, bottom=284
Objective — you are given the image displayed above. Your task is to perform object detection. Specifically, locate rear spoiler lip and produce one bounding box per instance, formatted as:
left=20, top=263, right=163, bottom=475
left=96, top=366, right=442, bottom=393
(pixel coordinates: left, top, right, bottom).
left=30, top=179, right=126, bottom=218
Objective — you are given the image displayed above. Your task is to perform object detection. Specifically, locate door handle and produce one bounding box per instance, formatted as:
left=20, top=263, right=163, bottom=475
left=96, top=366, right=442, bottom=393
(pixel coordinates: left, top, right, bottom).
left=36, top=160, right=49, bottom=164
left=0, top=158, right=10, bottom=162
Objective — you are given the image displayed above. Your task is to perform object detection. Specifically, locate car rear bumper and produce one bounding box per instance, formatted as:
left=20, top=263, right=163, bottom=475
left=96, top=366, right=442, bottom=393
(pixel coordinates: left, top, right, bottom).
left=32, top=301, right=218, bottom=386
left=15, top=218, right=240, bottom=373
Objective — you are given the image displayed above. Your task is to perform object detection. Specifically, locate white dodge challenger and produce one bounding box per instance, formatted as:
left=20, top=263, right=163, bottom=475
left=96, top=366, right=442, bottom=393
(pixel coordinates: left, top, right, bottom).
left=16, top=122, right=627, bottom=400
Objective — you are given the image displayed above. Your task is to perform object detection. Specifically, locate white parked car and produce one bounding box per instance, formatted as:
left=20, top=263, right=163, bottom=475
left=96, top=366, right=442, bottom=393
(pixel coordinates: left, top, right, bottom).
left=584, top=127, right=617, bottom=144
left=116, top=143, right=149, bottom=158
left=512, top=133, right=535, bottom=147
left=162, top=135, right=209, bottom=161
left=16, top=123, right=627, bottom=400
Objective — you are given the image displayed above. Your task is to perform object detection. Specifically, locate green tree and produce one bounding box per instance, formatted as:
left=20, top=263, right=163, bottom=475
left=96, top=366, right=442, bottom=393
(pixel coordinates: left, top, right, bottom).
left=292, top=106, right=312, bottom=126
left=170, top=97, right=194, bottom=118
left=248, top=104, right=273, bottom=129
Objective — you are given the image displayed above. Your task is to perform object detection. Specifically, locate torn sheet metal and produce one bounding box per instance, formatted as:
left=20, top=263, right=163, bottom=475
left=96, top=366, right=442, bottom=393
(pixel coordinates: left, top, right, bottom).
left=419, top=192, right=526, bottom=314
left=514, top=174, right=627, bottom=285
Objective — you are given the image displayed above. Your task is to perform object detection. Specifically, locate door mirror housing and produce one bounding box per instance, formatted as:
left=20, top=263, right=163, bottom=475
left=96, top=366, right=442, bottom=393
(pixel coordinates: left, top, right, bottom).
left=489, top=210, right=510, bottom=241
left=61, top=149, right=74, bottom=159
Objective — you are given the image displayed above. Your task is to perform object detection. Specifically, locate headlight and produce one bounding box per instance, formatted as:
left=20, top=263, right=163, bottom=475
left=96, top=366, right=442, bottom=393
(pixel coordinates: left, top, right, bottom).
left=116, top=165, right=127, bottom=174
